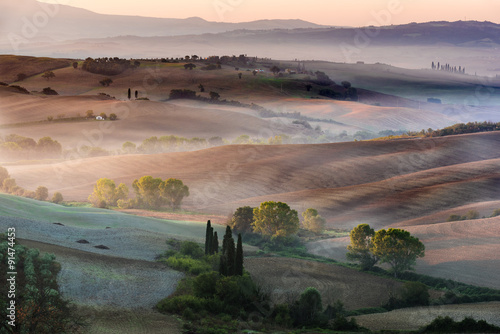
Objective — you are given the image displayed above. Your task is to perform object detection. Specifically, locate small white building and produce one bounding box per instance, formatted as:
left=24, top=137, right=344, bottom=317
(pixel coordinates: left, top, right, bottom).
left=96, top=116, right=104, bottom=120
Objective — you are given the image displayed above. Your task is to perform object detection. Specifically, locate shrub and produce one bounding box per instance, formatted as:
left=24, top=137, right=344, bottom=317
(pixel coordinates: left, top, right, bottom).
left=109, top=113, right=117, bottom=120
left=464, top=210, right=480, bottom=220
left=47, top=116, right=54, bottom=121
left=421, top=316, right=500, bottom=333
left=490, top=208, right=500, bottom=217
left=9, top=85, right=30, bottom=94
left=401, top=281, right=430, bottom=306
left=52, top=192, right=63, bottom=204
left=42, top=87, right=58, bottom=95
left=180, top=241, right=204, bottom=259
left=157, top=295, right=206, bottom=314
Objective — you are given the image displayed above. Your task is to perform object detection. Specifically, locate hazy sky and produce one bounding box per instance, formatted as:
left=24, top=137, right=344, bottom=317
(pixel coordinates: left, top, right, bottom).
left=38, top=0, right=500, bottom=26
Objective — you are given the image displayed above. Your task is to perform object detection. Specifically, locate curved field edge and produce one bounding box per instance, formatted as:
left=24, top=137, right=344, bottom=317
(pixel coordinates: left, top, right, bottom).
left=351, top=302, right=500, bottom=331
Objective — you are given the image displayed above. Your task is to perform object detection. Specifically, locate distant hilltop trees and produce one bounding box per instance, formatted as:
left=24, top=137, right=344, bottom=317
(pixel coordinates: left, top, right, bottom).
left=431, top=61, right=465, bottom=74
left=81, top=57, right=140, bottom=76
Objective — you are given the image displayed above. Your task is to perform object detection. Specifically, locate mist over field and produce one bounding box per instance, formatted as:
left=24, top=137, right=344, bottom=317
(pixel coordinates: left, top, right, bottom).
left=1, top=1, right=500, bottom=333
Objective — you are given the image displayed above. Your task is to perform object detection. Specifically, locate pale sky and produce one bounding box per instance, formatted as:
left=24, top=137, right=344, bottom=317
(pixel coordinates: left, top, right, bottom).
left=38, top=0, right=500, bottom=26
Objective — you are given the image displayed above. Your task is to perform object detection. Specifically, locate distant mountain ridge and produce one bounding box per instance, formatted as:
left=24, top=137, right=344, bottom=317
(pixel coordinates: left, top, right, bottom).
left=0, top=0, right=327, bottom=41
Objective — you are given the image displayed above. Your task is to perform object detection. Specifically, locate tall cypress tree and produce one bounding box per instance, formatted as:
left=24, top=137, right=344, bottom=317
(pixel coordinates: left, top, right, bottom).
left=212, top=231, right=219, bottom=254
left=226, top=236, right=235, bottom=276
left=128, top=88, right=131, bottom=100
left=205, top=220, right=212, bottom=255
left=219, top=226, right=235, bottom=276
left=235, top=233, right=243, bottom=276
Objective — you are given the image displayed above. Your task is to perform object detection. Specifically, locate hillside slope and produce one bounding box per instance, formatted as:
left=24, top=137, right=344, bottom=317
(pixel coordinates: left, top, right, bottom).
left=7, top=132, right=500, bottom=228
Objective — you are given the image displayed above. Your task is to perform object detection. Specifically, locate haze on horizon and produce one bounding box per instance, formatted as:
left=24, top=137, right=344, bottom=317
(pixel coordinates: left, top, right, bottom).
left=38, top=0, right=500, bottom=26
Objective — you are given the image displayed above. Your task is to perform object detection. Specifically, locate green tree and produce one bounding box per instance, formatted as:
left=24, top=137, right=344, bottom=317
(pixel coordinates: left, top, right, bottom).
left=52, top=191, right=64, bottom=204
left=292, top=287, right=324, bottom=327
left=205, top=220, right=213, bottom=255
left=252, top=201, right=299, bottom=238
left=128, top=88, right=131, bottom=99
left=36, top=137, right=62, bottom=156
left=132, top=176, right=163, bottom=209
left=220, top=226, right=235, bottom=276
left=0, top=166, right=10, bottom=186
left=109, top=113, right=118, bottom=120
left=371, top=228, right=425, bottom=277
left=89, top=178, right=128, bottom=208
left=2, top=178, right=17, bottom=193
left=235, top=233, right=243, bottom=276
left=270, top=65, right=281, bottom=75
left=34, top=186, right=49, bottom=201
left=302, top=208, right=326, bottom=233
left=229, top=206, right=254, bottom=234
left=159, top=178, right=189, bottom=211
left=184, top=63, right=196, bottom=70
left=122, top=141, right=136, bottom=153
left=85, top=110, right=94, bottom=118
left=346, top=224, right=378, bottom=270
left=212, top=231, right=219, bottom=254
left=72, top=61, right=78, bottom=69
left=41, top=71, right=55, bottom=80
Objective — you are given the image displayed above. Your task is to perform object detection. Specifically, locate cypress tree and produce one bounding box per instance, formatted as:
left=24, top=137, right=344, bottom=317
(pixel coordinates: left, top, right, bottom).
left=128, top=88, right=131, bottom=100
left=226, top=236, right=235, bottom=276
left=235, top=233, right=243, bottom=276
left=212, top=231, right=219, bottom=254
left=135, top=90, right=138, bottom=99
left=205, top=220, right=212, bottom=255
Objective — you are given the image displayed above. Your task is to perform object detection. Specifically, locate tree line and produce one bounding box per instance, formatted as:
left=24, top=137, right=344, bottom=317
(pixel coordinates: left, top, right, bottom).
left=0, top=166, right=62, bottom=203
left=88, top=176, right=189, bottom=210
left=432, top=61, right=465, bottom=74
left=81, top=57, right=139, bottom=76
left=0, top=134, right=62, bottom=159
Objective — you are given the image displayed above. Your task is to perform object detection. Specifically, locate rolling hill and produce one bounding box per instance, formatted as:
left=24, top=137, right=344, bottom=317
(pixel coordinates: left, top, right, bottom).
left=6, top=132, right=500, bottom=229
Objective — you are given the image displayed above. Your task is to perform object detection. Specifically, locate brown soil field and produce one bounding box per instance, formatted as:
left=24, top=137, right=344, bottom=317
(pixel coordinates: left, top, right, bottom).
left=352, top=302, right=500, bottom=331
left=6, top=132, right=500, bottom=229
left=76, top=306, right=182, bottom=334
left=246, top=257, right=426, bottom=310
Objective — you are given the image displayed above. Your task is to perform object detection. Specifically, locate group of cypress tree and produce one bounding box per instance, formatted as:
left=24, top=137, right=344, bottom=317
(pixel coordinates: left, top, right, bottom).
left=204, top=220, right=219, bottom=255
left=204, top=220, right=243, bottom=276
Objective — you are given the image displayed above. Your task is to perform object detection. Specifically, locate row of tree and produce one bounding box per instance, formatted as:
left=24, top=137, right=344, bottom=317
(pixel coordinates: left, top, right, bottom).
left=229, top=202, right=326, bottom=237
left=431, top=61, right=466, bottom=74
left=346, top=224, right=425, bottom=277
left=0, top=166, right=63, bottom=203
left=409, top=121, right=500, bottom=138
left=0, top=135, right=62, bottom=159
left=81, top=57, right=139, bottom=76
left=88, top=176, right=189, bottom=210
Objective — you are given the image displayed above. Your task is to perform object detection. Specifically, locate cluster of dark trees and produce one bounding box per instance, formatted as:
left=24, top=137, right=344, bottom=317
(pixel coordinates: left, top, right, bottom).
left=409, top=121, right=500, bottom=137
left=0, top=134, right=62, bottom=159
left=204, top=222, right=244, bottom=276
left=81, top=57, right=139, bottom=75
left=431, top=61, right=465, bottom=74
